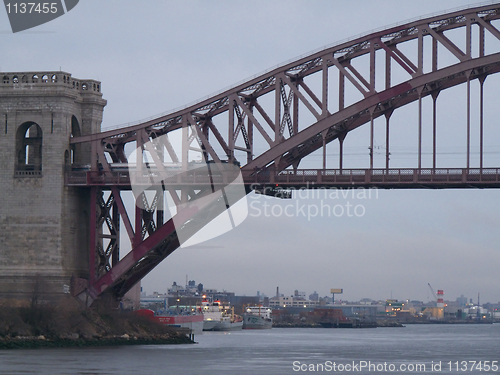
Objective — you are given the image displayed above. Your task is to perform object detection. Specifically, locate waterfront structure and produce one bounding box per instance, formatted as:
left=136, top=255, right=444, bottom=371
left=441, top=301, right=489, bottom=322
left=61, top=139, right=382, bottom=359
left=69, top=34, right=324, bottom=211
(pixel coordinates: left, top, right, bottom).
left=334, top=304, right=383, bottom=318
left=309, top=291, right=319, bottom=302
left=0, top=72, right=106, bottom=299
left=269, top=295, right=318, bottom=308
left=456, top=295, right=468, bottom=307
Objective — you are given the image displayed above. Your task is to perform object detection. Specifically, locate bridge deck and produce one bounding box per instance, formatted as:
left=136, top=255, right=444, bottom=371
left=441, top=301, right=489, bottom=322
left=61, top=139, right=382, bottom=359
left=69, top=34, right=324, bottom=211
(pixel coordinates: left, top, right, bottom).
left=65, top=168, right=500, bottom=189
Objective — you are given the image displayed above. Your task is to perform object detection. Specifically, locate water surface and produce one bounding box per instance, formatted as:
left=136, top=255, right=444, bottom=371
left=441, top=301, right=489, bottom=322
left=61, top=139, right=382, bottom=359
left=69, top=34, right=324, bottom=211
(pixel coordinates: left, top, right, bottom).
left=1, top=324, right=499, bottom=374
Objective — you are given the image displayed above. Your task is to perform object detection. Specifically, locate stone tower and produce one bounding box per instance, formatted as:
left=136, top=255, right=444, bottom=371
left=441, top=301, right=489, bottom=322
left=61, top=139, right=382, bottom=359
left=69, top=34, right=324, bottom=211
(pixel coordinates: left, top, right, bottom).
left=0, top=71, right=106, bottom=299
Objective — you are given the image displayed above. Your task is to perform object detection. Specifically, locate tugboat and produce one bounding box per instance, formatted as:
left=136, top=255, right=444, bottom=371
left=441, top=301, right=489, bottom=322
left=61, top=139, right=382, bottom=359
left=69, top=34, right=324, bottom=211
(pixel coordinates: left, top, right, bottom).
left=200, top=298, right=243, bottom=331
left=134, top=309, right=204, bottom=335
left=242, top=306, right=273, bottom=329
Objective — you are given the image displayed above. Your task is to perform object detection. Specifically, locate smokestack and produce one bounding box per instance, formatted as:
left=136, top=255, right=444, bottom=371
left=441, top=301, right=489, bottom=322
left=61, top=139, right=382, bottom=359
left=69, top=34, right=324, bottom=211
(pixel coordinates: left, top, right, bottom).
left=276, top=287, right=279, bottom=298
left=437, top=290, right=444, bottom=308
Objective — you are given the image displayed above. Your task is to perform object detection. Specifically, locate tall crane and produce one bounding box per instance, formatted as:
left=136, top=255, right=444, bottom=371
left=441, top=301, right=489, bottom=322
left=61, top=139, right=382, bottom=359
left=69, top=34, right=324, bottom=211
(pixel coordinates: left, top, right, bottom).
left=428, top=283, right=445, bottom=308
left=427, top=283, right=437, bottom=302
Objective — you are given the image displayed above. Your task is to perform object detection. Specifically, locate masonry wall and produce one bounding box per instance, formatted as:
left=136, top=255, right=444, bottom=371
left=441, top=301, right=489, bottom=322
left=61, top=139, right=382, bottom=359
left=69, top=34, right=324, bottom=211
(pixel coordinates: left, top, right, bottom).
left=0, top=72, right=106, bottom=298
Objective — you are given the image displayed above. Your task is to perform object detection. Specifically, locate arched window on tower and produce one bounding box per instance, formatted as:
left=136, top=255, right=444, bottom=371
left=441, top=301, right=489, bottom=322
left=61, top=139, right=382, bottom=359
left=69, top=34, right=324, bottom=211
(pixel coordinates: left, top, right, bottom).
left=16, top=122, right=43, bottom=176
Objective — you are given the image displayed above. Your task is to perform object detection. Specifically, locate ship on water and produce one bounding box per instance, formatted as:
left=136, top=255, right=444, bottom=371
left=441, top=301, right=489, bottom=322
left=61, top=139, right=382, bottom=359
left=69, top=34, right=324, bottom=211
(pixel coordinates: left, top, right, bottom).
left=242, top=306, right=273, bottom=329
left=201, top=298, right=243, bottom=331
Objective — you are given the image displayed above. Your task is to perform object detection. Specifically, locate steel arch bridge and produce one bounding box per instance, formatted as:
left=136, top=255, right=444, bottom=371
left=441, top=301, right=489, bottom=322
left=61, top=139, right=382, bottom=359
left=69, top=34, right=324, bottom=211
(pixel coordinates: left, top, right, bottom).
left=68, top=3, right=500, bottom=304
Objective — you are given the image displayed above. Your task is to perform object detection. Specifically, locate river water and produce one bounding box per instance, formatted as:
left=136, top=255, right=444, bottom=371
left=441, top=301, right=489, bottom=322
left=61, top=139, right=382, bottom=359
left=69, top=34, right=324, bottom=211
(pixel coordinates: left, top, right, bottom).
left=1, top=324, right=499, bottom=374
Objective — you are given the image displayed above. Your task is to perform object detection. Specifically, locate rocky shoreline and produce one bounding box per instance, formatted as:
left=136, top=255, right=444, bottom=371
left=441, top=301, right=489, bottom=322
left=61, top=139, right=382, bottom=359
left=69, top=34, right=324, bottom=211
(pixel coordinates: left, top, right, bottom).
left=0, top=296, right=194, bottom=349
left=0, top=333, right=192, bottom=350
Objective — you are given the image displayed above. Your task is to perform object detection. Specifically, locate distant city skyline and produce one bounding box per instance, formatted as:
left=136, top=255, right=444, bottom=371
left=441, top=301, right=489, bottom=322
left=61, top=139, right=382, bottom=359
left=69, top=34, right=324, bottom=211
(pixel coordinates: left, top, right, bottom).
left=142, top=277, right=493, bottom=305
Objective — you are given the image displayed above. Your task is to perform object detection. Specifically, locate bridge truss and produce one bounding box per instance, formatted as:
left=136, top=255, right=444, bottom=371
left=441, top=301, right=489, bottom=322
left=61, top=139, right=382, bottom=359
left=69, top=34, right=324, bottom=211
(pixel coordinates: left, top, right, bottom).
left=69, top=3, right=500, bottom=303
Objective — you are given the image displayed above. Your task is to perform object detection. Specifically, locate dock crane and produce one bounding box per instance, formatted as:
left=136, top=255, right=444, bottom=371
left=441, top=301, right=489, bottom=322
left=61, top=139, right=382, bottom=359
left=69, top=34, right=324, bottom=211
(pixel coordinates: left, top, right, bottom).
left=427, top=283, right=437, bottom=302
left=428, top=283, right=445, bottom=308
left=425, top=283, right=445, bottom=320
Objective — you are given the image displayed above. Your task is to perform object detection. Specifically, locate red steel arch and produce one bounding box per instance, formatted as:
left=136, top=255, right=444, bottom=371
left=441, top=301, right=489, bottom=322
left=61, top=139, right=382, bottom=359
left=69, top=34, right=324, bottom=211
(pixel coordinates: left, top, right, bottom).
left=69, top=3, right=500, bottom=303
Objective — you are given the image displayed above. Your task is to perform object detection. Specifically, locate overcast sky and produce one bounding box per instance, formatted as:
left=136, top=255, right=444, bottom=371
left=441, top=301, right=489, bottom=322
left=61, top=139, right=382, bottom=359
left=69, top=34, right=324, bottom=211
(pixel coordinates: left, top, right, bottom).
left=2, top=0, right=500, bottom=304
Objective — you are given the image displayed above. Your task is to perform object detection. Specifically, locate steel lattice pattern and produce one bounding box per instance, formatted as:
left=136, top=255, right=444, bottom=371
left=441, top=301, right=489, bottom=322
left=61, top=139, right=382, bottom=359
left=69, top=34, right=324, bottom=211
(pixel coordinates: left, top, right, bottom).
left=67, top=3, right=500, bottom=303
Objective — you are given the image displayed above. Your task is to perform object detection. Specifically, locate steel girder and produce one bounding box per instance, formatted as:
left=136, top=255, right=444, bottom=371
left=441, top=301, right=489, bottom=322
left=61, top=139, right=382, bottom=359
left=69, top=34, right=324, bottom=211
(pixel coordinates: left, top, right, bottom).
left=69, top=3, right=500, bottom=303
left=72, top=4, right=500, bottom=169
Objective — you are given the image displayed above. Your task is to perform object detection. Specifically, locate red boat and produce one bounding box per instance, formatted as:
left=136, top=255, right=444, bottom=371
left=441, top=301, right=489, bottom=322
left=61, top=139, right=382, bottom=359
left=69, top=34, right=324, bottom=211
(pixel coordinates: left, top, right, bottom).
left=135, top=309, right=204, bottom=335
